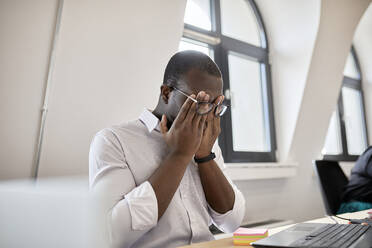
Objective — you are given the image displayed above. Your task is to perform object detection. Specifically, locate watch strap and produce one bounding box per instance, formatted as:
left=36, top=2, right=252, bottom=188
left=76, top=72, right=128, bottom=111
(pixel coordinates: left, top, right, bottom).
left=194, top=152, right=216, bottom=164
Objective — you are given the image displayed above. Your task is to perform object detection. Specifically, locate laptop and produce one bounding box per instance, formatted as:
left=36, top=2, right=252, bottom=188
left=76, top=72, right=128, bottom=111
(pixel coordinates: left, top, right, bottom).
left=251, top=222, right=372, bottom=248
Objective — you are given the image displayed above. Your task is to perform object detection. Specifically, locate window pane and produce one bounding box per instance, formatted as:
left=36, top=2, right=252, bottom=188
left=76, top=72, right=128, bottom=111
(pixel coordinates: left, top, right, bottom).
left=178, top=38, right=214, bottom=59
left=322, top=111, right=342, bottom=155
left=184, top=0, right=212, bottom=31
left=344, top=52, right=360, bottom=79
left=342, top=87, right=367, bottom=155
left=220, top=0, right=261, bottom=46
left=228, top=52, right=267, bottom=152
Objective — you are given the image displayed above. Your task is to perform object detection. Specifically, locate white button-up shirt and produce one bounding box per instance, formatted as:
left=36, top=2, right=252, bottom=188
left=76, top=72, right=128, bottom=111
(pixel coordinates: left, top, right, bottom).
left=89, top=109, right=245, bottom=248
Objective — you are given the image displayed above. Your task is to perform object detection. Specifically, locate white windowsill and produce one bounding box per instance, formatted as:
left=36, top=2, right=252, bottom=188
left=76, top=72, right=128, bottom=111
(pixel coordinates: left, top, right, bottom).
left=225, top=162, right=298, bottom=181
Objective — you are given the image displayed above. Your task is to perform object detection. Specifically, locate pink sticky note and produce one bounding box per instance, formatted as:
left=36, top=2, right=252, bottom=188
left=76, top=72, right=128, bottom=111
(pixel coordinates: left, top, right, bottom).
left=234, top=228, right=268, bottom=236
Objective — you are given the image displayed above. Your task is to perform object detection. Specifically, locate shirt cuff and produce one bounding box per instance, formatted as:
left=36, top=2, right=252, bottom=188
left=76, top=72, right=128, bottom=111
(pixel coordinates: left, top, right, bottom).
left=126, top=181, right=158, bottom=231
left=208, top=186, right=245, bottom=233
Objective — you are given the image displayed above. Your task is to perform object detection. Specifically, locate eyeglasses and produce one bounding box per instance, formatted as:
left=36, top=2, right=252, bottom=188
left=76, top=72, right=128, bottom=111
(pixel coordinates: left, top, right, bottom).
left=172, top=87, right=228, bottom=117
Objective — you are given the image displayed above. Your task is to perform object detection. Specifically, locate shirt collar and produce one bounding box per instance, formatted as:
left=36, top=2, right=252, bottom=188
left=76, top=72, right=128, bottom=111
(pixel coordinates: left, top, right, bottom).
left=139, top=109, right=160, bottom=133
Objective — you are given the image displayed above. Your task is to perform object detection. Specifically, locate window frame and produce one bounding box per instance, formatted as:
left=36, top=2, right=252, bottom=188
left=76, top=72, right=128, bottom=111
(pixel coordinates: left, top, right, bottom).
left=182, top=0, right=277, bottom=163
left=323, top=47, right=369, bottom=162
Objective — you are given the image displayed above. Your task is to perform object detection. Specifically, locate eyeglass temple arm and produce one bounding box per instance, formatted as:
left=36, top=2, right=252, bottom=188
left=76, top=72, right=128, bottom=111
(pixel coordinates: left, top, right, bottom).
left=173, top=88, right=197, bottom=103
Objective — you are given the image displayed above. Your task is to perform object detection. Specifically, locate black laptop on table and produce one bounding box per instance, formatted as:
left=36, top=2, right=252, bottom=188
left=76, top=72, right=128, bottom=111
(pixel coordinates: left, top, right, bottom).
left=252, top=158, right=372, bottom=248
left=251, top=222, right=372, bottom=248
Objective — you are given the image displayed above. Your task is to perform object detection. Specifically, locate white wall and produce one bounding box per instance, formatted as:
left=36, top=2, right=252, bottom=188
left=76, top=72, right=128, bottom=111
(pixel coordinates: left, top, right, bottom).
left=1, top=0, right=372, bottom=225
left=355, top=4, right=372, bottom=144
left=0, top=0, right=58, bottom=179
left=256, top=0, right=321, bottom=162
left=37, top=0, right=186, bottom=177
left=0, top=0, right=186, bottom=178
left=236, top=0, right=371, bottom=224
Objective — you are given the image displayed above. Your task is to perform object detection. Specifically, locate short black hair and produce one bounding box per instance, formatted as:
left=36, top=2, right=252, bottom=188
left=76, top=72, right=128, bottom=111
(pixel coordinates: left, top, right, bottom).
left=163, top=50, right=222, bottom=88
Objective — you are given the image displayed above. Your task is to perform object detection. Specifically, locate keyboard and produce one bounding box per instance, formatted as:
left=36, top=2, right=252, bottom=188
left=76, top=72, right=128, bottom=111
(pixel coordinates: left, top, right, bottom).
left=290, top=223, right=370, bottom=248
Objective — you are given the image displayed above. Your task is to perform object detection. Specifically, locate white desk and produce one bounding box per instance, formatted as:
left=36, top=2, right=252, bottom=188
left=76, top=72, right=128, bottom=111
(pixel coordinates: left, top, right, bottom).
left=178, top=210, right=371, bottom=248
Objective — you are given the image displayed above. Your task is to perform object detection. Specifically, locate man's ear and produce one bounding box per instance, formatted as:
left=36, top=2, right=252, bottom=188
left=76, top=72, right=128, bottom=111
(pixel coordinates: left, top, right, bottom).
left=160, top=85, right=172, bottom=104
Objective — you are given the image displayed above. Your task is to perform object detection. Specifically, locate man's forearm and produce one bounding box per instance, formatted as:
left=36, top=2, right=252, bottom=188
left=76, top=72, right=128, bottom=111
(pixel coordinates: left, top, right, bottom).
left=148, top=152, right=191, bottom=220
left=198, top=160, right=235, bottom=213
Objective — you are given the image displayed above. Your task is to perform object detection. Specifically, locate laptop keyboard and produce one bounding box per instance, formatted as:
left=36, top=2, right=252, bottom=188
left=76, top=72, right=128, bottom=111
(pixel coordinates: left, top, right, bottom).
left=290, top=224, right=370, bottom=248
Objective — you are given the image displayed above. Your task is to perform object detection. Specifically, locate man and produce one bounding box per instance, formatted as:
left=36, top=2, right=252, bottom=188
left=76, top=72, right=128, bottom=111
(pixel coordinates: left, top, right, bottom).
left=89, top=51, right=245, bottom=248
left=338, top=146, right=372, bottom=213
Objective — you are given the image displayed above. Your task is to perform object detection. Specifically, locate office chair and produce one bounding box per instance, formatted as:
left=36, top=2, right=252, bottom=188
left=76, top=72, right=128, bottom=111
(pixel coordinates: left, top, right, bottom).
left=313, top=160, right=349, bottom=216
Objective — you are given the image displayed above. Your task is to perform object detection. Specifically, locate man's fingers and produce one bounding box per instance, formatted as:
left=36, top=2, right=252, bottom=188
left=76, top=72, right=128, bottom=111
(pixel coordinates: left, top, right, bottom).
left=212, top=96, right=222, bottom=135
left=214, top=95, right=224, bottom=117
left=199, top=114, right=208, bottom=131
left=198, top=92, right=210, bottom=130
left=193, top=92, right=208, bottom=125
left=204, top=93, right=210, bottom=104
left=187, top=101, right=197, bottom=122
left=207, top=109, right=214, bottom=122
left=160, top=114, right=168, bottom=134
left=213, top=112, right=221, bottom=135
left=185, top=92, right=203, bottom=122
left=196, top=91, right=206, bottom=102
left=215, top=95, right=224, bottom=104
left=192, top=105, right=202, bottom=126
left=174, top=95, right=195, bottom=123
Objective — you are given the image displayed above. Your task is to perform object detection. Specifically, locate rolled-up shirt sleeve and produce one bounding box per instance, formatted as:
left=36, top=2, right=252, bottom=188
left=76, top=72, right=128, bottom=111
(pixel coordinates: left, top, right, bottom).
left=207, top=143, right=246, bottom=233
left=89, top=129, right=158, bottom=248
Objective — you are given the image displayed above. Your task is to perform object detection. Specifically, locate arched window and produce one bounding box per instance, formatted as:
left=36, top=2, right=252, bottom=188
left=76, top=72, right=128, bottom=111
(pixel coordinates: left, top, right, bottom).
left=323, top=47, right=369, bottom=161
left=180, top=0, right=276, bottom=162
